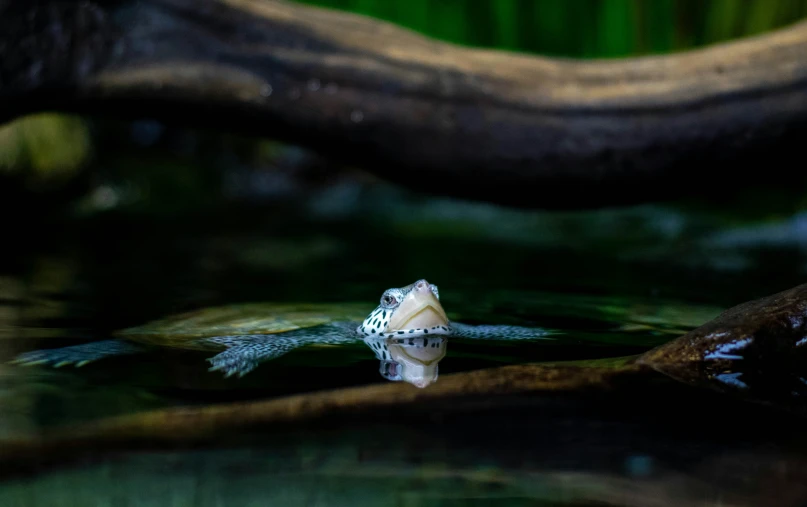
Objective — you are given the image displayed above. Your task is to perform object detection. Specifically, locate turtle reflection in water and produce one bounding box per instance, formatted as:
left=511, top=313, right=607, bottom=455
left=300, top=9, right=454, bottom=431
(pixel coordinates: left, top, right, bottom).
left=12, top=279, right=551, bottom=387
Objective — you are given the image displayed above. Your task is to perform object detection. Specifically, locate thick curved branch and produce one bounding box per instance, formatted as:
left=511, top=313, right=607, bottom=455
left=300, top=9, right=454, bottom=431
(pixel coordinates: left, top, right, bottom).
left=0, top=362, right=642, bottom=471
left=2, top=0, right=807, bottom=208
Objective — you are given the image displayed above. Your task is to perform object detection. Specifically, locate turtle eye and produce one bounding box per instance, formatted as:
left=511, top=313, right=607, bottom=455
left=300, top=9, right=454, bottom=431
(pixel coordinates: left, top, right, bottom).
left=380, top=288, right=405, bottom=308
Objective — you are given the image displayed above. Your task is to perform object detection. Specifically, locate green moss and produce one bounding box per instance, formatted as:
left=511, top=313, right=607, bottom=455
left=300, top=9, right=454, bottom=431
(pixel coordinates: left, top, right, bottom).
left=0, top=113, right=91, bottom=187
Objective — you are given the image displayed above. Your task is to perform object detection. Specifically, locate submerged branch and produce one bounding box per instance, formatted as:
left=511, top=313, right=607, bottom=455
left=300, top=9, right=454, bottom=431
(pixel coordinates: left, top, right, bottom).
left=0, top=362, right=643, bottom=470
left=2, top=0, right=807, bottom=207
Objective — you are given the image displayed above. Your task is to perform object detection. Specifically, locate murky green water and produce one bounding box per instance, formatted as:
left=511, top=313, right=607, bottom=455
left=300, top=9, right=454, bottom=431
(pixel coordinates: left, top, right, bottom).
left=3, top=167, right=807, bottom=505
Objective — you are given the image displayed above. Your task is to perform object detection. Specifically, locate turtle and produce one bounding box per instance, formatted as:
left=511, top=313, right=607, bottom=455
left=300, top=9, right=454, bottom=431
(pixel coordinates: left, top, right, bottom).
left=11, top=279, right=552, bottom=385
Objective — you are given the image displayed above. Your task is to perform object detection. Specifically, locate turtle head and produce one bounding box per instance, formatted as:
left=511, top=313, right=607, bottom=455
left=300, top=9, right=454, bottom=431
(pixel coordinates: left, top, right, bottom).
left=357, top=279, right=450, bottom=337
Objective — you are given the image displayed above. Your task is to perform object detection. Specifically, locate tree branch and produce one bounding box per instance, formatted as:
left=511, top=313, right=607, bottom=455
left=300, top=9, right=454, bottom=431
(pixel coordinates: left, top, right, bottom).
left=2, top=0, right=807, bottom=208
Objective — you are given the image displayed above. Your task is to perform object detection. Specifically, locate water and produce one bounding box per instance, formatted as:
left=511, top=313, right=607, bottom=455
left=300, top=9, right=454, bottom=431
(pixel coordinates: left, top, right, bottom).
left=3, top=160, right=807, bottom=505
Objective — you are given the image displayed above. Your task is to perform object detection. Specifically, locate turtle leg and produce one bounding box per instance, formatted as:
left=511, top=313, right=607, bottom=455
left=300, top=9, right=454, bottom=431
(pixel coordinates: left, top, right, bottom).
left=205, top=335, right=308, bottom=378
left=10, top=339, right=145, bottom=368
left=205, top=325, right=358, bottom=378
left=449, top=322, right=555, bottom=341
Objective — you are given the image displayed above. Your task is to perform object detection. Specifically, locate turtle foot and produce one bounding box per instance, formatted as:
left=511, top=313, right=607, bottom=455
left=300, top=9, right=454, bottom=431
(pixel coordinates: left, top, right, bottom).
left=207, top=350, right=260, bottom=378
left=204, top=335, right=304, bottom=378
left=9, top=340, right=143, bottom=368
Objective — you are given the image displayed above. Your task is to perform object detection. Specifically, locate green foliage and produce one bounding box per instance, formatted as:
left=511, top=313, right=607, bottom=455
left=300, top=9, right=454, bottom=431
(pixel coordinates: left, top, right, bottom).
left=293, top=0, right=807, bottom=57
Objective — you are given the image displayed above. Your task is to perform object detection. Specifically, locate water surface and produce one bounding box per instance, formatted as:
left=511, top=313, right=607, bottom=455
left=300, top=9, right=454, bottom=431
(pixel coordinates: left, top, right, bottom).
left=2, top=162, right=807, bottom=506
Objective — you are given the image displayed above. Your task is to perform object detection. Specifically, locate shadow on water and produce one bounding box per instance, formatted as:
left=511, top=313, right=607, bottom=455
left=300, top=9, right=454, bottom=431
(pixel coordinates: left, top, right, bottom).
left=4, top=136, right=807, bottom=505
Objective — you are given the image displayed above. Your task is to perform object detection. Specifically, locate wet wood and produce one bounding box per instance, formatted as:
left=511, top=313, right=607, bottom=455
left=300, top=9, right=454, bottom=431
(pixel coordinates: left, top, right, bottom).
left=640, top=282, right=807, bottom=403
left=641, top=283, right=807, bottom=368
left=2, top=0, right=807, bottom=207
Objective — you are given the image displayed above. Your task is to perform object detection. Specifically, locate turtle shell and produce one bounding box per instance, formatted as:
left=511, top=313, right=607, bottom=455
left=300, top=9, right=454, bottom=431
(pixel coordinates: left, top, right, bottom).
left=114, top=302, right=370, bottom=350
